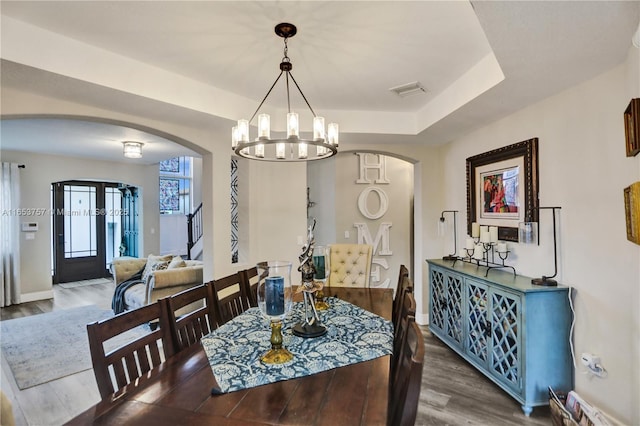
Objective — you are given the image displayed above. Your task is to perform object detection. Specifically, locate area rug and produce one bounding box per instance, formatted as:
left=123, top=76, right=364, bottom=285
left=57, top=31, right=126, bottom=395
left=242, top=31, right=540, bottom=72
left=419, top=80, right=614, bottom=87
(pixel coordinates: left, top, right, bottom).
left=0, top=305, right=149, bottom=390
left=58, top=278, right=113, bottom=289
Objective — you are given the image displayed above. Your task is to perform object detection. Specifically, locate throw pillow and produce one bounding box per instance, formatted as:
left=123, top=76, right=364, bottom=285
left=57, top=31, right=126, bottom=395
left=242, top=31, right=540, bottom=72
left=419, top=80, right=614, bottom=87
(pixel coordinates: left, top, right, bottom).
left=142, top=254, right=173, bottom=282
left=168, top=256, right=187, bottom=269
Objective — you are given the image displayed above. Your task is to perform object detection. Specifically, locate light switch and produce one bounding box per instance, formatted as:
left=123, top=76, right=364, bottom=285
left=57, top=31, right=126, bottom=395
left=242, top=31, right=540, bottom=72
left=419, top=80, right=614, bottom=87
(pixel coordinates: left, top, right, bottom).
left=344, top=230, right=350, bottom=239
left=297, top=235, right=304, bottom=245
left=25, top=233, right=35, bottom=240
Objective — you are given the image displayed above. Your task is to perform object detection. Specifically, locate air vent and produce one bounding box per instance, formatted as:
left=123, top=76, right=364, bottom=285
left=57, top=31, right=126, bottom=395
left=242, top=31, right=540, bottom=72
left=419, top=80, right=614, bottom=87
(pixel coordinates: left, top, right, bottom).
left=389, top=81, right=426, bottom=98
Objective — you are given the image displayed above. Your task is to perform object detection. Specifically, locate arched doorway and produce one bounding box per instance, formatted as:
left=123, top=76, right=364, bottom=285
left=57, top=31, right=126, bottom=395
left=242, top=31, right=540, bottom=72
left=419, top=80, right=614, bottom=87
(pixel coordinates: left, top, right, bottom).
left=307, top=150, right=419, bottom=296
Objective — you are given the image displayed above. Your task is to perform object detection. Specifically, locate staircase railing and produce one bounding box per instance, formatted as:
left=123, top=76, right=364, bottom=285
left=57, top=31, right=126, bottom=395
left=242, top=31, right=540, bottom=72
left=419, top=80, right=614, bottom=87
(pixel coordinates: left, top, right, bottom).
left=187, top=203, right=203, bottom=260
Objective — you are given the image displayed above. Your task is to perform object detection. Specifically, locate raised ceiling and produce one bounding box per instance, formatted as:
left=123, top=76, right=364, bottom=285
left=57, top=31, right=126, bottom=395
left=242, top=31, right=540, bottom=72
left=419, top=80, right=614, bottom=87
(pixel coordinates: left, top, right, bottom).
left=1, top=1, right=638, bottom=164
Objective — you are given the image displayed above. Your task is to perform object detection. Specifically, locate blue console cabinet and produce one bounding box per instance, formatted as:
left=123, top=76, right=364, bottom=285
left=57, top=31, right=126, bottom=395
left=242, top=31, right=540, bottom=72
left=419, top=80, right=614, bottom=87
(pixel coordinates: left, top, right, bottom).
left=426, top=259, right=574, bottom=416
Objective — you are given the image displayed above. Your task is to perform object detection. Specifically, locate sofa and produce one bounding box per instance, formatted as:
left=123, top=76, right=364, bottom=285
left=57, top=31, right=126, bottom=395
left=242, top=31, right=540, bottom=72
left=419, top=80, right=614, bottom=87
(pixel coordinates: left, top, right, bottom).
left=111, top=254, right=204, bottom=313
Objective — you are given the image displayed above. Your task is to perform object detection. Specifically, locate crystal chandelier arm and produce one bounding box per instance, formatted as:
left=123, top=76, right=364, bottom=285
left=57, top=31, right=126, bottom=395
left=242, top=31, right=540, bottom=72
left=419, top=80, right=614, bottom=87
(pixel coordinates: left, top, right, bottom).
left=288, top=72, right=317, bottom=118
left=249, top=71, right=285, bottom=123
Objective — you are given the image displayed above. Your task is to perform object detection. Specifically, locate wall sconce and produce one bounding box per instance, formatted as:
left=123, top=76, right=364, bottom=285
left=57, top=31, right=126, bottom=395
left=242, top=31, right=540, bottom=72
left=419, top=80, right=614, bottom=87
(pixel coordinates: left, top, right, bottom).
left=123, top=141, right=143, bottom=159
left=439, top=210, right=458, bottom=261
left=521, top=206, right=562, bottom=286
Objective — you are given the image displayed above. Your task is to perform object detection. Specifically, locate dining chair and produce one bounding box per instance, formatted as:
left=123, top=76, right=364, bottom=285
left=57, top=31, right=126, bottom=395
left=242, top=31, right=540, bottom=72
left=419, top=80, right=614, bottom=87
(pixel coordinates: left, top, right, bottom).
left=327, top=243, right=373, bottom=287
left=391, top=290, right=416, bottom=375
left=164, top=282, right=218, bottom=353
left=388, top=321, right=425, bottom=426
left=212, top=272, right=252, bottom=325
left=392, top=264, right=410, bottom=319
left=393, top=275, right=414, bottom=329
left=87, top=301, right=175, bottom=399
left=239, top=266, right=258, bottom=307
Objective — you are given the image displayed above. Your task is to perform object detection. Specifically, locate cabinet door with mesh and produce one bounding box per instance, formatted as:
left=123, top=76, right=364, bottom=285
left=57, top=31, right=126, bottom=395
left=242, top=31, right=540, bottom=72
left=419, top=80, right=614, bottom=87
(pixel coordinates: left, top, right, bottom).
left=445, top=272, right=463, bottom=347
left=429, top=267, right=446, bottom=335
left=489, top=289, right=522, bottom=392
left=465, top=279, right=489, bottom=366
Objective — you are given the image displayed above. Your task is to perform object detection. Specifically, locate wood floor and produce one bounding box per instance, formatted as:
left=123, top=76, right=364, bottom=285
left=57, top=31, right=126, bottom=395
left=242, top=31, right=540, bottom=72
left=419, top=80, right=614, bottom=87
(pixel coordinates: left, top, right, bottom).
left=1, top=282, right=551, bottom=426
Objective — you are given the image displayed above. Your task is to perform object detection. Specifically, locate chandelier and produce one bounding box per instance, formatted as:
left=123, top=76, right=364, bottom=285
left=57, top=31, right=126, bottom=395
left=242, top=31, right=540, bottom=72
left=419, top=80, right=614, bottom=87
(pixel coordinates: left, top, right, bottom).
left=232, top=23, right=339, bottom=161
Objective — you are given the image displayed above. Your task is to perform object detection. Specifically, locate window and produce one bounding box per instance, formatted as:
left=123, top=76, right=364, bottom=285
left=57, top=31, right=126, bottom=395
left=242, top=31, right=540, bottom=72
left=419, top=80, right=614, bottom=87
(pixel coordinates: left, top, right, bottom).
left=159, top=157, right=192, bottom=214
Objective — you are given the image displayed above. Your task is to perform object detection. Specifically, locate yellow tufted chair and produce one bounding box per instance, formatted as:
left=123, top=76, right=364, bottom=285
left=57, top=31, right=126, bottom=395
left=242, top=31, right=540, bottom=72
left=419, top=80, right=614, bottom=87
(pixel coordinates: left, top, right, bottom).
left=328, top=244, right=373, bottom=287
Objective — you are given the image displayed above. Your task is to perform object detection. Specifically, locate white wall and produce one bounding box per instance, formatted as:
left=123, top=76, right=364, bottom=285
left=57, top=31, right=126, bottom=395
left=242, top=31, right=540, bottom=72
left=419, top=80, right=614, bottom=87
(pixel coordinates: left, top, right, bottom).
left=440, top=57, right=640, bottom=424
left=243, top=160, right=308, bottom=279
left=0, top=149, right=159, bottom=297
left=159, top=214, right=187, bottom=256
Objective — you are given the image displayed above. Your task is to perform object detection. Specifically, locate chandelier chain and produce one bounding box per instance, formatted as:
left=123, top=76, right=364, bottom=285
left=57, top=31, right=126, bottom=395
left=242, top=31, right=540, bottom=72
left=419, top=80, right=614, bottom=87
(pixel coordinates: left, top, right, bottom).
left=288, top=72, right=317, bottom=118
left=249, top=71, right=284, bottom=123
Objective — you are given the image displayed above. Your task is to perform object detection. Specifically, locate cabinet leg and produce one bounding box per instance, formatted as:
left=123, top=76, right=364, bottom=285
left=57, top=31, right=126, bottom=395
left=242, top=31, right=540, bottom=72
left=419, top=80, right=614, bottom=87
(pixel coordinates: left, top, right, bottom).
left=521, top=405, right=533, bottom=417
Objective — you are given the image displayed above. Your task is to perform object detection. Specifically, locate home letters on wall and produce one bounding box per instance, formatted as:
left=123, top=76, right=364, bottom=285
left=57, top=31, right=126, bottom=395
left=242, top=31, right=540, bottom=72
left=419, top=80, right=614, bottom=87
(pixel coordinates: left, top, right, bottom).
left=354, top=153, right=392, bottom=288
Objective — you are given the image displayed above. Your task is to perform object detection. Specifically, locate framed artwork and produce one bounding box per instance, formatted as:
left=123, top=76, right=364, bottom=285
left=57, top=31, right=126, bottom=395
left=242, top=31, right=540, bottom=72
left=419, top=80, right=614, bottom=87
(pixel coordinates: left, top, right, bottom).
left=624, top=182, right=640, bottom=245
left=624, top=98, right=639, bottom=157
left=466, top=138, right=539, bottom=242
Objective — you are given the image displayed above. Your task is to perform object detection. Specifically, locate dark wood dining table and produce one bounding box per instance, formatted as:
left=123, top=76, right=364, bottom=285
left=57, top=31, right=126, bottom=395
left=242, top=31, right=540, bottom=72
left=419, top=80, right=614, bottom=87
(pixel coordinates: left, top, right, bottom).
left=66, top=287, right=393, bottom=426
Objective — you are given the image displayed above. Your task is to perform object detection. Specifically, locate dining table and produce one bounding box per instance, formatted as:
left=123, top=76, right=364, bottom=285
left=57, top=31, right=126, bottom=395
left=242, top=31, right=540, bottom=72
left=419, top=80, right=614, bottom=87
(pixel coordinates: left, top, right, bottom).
left=66, top=286, right=394, bottom=426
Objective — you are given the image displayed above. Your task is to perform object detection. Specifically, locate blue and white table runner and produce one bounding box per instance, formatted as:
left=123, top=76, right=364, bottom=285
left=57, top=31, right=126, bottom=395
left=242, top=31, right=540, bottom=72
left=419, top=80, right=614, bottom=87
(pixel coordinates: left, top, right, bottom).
left=201, top=297, right=393, bottom=394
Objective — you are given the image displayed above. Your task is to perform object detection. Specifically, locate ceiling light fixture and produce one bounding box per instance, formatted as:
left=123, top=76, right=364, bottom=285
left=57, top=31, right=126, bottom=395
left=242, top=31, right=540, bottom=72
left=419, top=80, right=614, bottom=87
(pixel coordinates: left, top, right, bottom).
left=122, top=141, right=143, bottom=159
left=232, top=23, right=339, bottom=161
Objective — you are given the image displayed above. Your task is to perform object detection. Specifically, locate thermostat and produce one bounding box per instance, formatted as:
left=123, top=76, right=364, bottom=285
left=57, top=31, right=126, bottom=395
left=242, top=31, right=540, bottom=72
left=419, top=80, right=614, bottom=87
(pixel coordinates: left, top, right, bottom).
left=21, top=222, right=38, bottom=232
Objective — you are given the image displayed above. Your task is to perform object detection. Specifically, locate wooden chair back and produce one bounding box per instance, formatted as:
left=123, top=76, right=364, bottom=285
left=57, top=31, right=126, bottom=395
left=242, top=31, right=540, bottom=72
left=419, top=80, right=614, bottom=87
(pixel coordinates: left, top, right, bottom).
left=392, top=264, right=410, bottom=319
left=212, top=272, right=251, bottom=325
left=87, top=301, right=175, bottom=399
left=389, top=321, right=425, bottom=426
left=393, top=275, right=414, bottom=329
left=164, top=282, right=218, bottom=353
left=392, top=290, right=416, bottom=374
left=239, top=266, right=258, bottom=307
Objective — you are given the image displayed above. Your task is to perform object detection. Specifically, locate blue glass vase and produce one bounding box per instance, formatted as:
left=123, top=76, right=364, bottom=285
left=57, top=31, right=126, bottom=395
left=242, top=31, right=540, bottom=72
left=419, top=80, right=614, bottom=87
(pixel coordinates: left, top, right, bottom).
left=256, top=261, right=293, bottom=364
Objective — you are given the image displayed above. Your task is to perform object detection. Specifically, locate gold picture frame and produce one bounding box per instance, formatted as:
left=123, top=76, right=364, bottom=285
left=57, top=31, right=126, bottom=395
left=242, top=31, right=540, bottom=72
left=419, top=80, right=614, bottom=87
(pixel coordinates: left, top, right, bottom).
left=624, top=98, right=639, bottom=157
left=624, top=182, right=640, bottom=245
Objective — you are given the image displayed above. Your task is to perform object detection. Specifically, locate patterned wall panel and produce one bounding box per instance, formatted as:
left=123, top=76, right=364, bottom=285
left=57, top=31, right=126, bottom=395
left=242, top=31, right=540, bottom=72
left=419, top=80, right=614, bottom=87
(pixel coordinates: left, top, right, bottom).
left=231, top=159, right=239, bottom=263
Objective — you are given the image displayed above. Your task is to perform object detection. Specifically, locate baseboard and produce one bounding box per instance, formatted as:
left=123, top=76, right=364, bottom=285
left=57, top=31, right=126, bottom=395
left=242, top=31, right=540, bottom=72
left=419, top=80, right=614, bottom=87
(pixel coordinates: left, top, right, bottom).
left=416, top=312, right=429, bottom=326
left=20, top=290, right=54, bottom=303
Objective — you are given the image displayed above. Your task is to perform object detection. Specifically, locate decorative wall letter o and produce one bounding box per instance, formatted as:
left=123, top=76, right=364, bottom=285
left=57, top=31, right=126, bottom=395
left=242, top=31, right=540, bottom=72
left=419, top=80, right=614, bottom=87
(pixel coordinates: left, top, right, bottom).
left=357, top=187, right=389, bottom=220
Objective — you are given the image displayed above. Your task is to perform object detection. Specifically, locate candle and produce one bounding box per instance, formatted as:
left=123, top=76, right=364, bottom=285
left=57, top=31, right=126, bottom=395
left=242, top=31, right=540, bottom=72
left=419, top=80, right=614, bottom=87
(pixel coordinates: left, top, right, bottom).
left=313, top=255, right=326, bottom=280
left=265, top=276, right=285, bottom=316
left=471, top=222, right=480, bottom=238
left=480, top=230, right=491, bottom=243
left=473, top=244, right=484, bottom=260
left=466, top=237, right=475, bottom=250
left=458, top=249, right=467, bottom=259
left=489, top=226, right=498, bottom=243
left=497, top=242, right=508, bottom=253
left=480, top=225, right=489, bottom=234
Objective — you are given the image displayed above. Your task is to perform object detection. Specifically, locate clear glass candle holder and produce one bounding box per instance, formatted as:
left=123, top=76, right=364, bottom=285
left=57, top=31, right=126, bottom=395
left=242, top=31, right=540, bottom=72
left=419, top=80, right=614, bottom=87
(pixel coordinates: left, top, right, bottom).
left=256, top=260, right=294, bottom=364
left=312, top=245, right=330, bottom=310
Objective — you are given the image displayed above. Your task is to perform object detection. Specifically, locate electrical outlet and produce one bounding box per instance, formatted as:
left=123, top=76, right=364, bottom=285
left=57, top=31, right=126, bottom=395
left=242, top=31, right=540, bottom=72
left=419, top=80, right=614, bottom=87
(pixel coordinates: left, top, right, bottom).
left=580, top=353, right=600, bottom=369
left=581, top=353, right=606, bottom=377
left=344, top=230, right=349, bottom=239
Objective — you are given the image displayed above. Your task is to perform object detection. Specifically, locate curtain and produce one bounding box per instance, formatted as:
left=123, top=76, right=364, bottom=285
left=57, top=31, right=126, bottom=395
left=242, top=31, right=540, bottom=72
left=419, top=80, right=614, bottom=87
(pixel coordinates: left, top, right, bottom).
left=0, top=163, right=21, bottom=307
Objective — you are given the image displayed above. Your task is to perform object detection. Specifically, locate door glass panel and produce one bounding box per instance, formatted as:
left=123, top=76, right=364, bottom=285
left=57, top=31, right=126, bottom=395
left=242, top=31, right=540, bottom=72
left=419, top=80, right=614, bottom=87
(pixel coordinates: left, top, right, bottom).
left=64, top=185, right=97, bottom=258
left=105, top=187, right=123, bottom=267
